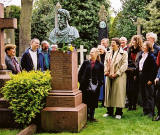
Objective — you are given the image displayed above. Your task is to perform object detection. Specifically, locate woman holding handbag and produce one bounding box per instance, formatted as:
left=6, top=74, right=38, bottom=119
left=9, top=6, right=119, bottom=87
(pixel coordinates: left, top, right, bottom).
left=78, top=48, right=104, bottom=122
left=104, top=38, right=128, bottom=119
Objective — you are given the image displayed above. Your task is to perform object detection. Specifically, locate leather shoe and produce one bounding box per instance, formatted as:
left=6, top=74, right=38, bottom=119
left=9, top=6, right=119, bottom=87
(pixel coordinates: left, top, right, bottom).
left=90, top=118, right=98, bottom=122
left=155, top=115, right=160, bottom=121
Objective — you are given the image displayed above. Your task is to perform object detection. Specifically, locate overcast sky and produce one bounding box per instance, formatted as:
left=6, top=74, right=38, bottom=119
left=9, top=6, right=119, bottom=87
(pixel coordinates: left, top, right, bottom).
left=1, top=0, right=122, bottom=16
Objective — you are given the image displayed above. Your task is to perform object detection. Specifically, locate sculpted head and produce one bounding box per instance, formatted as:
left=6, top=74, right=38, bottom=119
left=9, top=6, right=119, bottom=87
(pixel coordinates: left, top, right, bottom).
left=57, top=9, right=70, bottom=30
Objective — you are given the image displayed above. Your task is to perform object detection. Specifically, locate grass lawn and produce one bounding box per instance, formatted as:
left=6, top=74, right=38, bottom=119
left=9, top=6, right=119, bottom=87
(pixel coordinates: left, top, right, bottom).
left=0, top=129, right=19, bottom=135
left=1, top=105, right=160, bottom=135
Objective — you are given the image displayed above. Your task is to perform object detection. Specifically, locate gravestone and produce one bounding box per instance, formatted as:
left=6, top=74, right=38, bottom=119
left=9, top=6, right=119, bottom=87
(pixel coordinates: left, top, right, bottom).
left=4, top=6, right=15, bottom=44
left=41, top=51, right=87, bottom=132
left=98, top=5, right=108, bottom=43
left=134, top=18, right=141, bottom=35
left=0, top=3, right=17, bottom=127
left=77, top=45, right=87, bottom=66
left=55, top=2, right=62, bottom=29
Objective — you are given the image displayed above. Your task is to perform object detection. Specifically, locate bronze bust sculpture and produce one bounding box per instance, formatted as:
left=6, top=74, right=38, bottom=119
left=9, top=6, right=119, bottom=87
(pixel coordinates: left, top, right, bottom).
left=49, top=9, right=79, bottom=45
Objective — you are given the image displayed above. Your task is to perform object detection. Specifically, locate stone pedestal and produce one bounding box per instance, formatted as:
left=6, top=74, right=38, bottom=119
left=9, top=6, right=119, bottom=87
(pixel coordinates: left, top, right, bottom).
left=41, top=51, right=87, bottom=132
left=0, top=97, right=15, bottom=128
left=0, top=70, right=15, bottom=127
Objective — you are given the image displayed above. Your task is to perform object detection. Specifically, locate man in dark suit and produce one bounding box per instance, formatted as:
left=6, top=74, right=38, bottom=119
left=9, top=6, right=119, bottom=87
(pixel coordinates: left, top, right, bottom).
left=5, top=44, right=21, bottom=74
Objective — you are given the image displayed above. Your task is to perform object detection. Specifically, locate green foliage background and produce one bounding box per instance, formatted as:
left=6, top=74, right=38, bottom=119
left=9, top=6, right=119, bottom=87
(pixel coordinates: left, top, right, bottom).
left=109, top=0, right=152, bottom=41
left=142, top=0, right=160, bottom=44
left=2, top=71, right=51, bottom=127
left=31, top=0, right=110, bottom=50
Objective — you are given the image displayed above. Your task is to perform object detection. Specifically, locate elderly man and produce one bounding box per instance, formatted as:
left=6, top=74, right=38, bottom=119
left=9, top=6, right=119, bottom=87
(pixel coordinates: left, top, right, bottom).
left=120, top=37, right=128, bottom=51
left=101, top=38, right=110, bottom=51
left=49, top=9, right=79, bottom=46
left=21, top=38, right=46, bottom=72
left=5, top=44, right=21, bottom=74
left=146, top=32, right=160, bottom=60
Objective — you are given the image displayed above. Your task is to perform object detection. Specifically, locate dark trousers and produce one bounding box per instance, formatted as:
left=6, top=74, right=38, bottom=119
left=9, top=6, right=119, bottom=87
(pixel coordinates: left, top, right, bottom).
left=107, top=107, right=123, bottom=116
left=139, top=73, right=154, bottom=115
left=127, top=77, right=139, bottom=109
left=87, top=107, right=95, bottom=120
left=156, top=85, right=160, bottom=116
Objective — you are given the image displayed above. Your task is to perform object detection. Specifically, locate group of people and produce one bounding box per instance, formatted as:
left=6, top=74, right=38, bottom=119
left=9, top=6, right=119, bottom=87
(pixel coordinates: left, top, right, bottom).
left=5, top=38, right=58, bottom=74
left=4, top=32, right=160, bottom=122
left=78, top=32, right=160, bottom=122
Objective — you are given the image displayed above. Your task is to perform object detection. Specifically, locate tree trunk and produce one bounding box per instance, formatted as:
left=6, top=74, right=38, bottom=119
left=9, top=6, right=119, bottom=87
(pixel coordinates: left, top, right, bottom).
left=19, top=0, right=33, bottom=56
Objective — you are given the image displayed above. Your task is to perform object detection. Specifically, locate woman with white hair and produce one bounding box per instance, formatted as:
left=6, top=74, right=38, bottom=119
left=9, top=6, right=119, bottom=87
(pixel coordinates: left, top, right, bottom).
left=78, top=48, right=104, bottom=121
left=120, top=37, right=128, bottom=51
left=146, top=32, right=160, bottom=60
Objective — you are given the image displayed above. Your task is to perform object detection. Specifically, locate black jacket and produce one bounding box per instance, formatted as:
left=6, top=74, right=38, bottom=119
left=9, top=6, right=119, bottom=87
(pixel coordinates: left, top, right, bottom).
left=21, top=48, right=46, bottom=72
left=78, top=60, right=104, bottom=108
left=136, top=52, right=157, bottom=83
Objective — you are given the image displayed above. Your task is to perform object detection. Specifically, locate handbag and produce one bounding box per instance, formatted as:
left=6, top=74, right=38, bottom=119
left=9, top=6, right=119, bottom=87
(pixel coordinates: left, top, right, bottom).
left=86, top=65, right=98, bottom=92
left=87, top=79, right=98, bottom=92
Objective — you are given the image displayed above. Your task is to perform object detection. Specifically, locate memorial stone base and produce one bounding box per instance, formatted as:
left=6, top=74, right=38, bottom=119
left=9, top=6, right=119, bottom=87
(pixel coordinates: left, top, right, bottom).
left=41, top=51, right=87, bottom=132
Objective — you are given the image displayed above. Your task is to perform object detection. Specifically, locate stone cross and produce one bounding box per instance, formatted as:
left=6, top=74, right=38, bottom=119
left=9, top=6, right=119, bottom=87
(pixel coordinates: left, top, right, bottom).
left=98, top=5, right=107, bottom=21
left=4, top=6, right=15, bottom=44
left=55, top=2, right=62, bottom=28
left=77, top=45, right=87, bottom=66
left=134, top=18, right=141, bottom=35
left=0, top=3, right=17, bottom=70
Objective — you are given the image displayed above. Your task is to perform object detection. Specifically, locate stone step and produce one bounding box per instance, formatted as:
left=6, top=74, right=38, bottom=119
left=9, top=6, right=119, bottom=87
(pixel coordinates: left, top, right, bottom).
left=0, top=98, right=9, bottom=108
left=0, top=108, right=15, bottom=128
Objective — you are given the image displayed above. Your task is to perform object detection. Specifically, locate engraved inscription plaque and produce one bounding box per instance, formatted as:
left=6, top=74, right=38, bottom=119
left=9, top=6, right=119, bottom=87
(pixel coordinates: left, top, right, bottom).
left=50, top=51, right=78, bottom=91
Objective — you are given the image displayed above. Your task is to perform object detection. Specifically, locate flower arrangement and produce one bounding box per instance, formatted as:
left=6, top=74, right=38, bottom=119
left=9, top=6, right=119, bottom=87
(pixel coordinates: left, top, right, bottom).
left=58, top=43, right=75, bottom=53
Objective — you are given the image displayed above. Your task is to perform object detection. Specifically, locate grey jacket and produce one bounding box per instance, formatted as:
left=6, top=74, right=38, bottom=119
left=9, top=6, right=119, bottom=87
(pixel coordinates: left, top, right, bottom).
left=5, top=55, right=21, bottom=74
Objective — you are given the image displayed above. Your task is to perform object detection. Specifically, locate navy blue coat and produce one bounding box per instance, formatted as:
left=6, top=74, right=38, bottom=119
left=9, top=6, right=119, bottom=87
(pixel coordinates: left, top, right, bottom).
left=136, top=52, right=157, bottom=84
left=21, top=48, right=46, bottom=72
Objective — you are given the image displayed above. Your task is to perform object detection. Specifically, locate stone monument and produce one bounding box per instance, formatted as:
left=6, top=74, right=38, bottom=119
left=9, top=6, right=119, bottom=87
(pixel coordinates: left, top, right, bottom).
left=49, top=7, right=79, bottom=47
left=0, top=3, right=17, bottom=127
left=4, top=6, right=15, bottom=44
left=77, top=45, right=87, bottom=66
left=41, top=5, right=87, bottom=132
left=98, top=5, right=108, bottom=43
left=134, top=17, right=142, bottom=35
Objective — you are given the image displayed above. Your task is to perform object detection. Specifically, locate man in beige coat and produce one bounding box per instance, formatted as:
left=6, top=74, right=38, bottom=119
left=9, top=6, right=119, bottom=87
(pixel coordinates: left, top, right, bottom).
left=104, top=38, right=128, bottom=119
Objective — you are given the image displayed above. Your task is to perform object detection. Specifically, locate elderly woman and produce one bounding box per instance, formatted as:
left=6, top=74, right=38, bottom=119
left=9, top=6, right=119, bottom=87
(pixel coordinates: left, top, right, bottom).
left=5, top=44, right=21, bottom=74
left=120, top=37, right=128, bottom=51
left=104, top=38, right=128, bottom=119
left=146, top=32, right=160, bottom=60
left=78, top=48, right=104, bottom=121
left=137, top=41, right=157, bottom=118
left=97, top=45, right=106, bottom=106
left=127, top=35, right=143, bottom=110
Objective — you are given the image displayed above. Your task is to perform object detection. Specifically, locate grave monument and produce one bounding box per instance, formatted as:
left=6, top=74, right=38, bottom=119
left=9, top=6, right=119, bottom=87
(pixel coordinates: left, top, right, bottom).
left=98, top=5, right=108, bottom=43
left=41, top=4, right=87, bottom=132
left=0, top=3, right=17, bottom=127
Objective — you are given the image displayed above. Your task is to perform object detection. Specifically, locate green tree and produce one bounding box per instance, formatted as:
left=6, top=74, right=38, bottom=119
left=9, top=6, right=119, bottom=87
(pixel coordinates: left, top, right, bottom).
left=31, top=0, right=110, bottom=50
left=19, top=0, right=33, bottom=56
left=143, top=0, right=160, bottom=43
left=110, top=0, right=152, bottom=40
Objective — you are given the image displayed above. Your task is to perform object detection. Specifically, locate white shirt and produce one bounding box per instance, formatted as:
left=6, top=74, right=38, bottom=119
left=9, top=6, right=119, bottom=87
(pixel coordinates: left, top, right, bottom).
left=139, top=52, right=148, bottom=71
left=29, top=49, right=37, bottom=70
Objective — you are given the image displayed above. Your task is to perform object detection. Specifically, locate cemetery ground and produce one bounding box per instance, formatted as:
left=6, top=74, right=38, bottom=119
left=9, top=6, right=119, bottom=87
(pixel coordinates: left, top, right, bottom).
left=0, top=104, right=160, bottom=135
